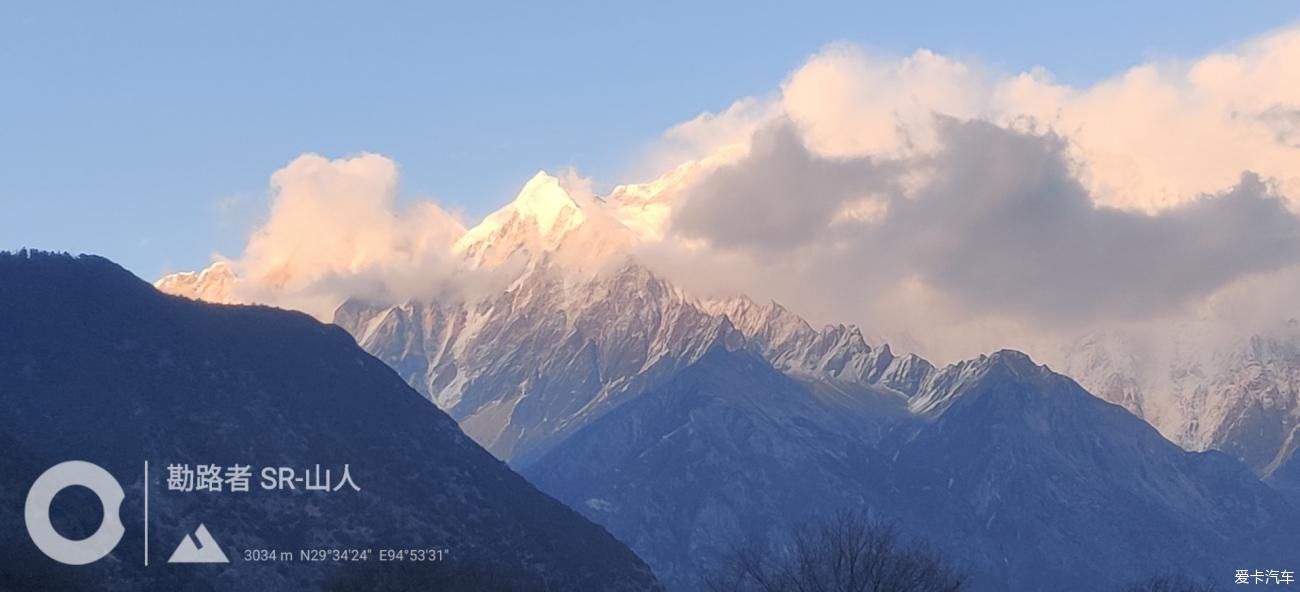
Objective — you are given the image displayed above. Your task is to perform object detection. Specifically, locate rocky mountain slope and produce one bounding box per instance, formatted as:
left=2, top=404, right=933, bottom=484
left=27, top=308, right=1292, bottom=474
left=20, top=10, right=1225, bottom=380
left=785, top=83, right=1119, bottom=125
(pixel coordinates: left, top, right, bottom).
left=334, top=260, right=922, bottom=466
left=528, top=347, right=1300, bottom=591
left=331, top=251, right=1300, bottom=590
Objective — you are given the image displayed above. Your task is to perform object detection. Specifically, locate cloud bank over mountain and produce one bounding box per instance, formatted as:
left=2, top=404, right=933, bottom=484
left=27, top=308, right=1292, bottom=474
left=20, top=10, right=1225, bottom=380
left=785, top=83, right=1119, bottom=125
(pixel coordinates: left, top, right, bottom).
left=641, top=25, right=1300, bottom=362
left=668, top=117, right=1299, bottom=322
left=185, top=25, right=1300, bottom=363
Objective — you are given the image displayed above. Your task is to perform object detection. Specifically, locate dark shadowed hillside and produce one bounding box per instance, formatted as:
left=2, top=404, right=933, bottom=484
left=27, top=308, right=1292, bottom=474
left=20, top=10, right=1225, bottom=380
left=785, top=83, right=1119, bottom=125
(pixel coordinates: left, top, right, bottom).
left=0, top=251, right=660, bottom=591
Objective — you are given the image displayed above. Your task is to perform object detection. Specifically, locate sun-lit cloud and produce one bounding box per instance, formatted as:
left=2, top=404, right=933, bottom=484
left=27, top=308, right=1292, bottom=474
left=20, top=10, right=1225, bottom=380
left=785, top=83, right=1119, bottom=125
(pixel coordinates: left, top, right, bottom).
left=230, top=153, right=471, bottom=317
left=654, top=28, right=1300, bottom=213
left=1001, top=28, right=1300, bottom=211
left=636, top=97, right=777, bottom=179
left=782, top=46, right=991, bottom=159
left=650, top=118, right=1300, bottom=354
left=631, top=24, right=1300, bottom=363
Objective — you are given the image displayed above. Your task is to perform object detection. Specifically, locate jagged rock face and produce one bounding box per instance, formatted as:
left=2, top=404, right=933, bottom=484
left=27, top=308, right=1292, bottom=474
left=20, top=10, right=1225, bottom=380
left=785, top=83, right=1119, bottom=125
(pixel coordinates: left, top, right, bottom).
left=528, top=348, right=1300, bottom=592
left=0, top=252, right=661, bottom=592
left=335, top=261, right=922, bottom=465
left=524, top=347, right=900, bottom=590
left=701, top=297, right=934, bottom=395
left=335, top=263, right=742, bottom=465
left=1064, top=323, right=1300, bottom=476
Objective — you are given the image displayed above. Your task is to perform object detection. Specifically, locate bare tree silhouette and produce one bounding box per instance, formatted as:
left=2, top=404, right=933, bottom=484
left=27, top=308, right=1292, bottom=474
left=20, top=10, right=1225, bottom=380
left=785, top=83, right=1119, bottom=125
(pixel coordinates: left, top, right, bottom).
left=706, top=511, right=964, bottom=592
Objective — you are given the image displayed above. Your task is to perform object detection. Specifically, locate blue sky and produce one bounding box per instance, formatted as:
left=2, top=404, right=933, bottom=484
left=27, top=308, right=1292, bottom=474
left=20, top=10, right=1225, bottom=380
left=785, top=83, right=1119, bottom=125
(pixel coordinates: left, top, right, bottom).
left=2, top=0, right=1298, bottom=279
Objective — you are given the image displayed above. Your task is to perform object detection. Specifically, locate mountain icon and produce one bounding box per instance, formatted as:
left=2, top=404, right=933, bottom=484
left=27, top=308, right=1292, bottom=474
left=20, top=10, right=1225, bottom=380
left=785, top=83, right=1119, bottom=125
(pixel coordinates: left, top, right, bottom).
left=167, top=524, right=229, bottom=564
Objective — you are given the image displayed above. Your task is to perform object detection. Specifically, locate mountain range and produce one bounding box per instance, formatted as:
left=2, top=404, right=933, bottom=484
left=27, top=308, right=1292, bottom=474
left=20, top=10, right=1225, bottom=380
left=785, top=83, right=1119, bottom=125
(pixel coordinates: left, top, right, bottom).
left=329, top=259, right=1300, bottom=590
left=334, top=260, right=929, bottom=467
left=155, top=173, right=1300, bottom=590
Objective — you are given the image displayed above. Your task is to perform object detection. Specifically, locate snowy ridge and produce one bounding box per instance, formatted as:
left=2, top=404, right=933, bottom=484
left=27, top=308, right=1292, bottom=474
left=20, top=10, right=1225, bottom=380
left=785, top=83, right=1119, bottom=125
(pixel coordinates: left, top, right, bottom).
left=1064, top=320, right=1300, bottom=474
left=334, top=258, right=930, bottom=463
left=907, top=349, right=1041, bottom=417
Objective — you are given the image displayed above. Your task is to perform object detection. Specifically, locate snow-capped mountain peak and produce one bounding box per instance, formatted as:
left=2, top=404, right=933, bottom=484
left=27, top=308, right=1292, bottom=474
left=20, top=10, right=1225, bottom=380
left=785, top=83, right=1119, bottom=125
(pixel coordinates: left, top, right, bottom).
left=453, top=171, right=636, bottom=270
left=457, top=171, right=586, bottom=250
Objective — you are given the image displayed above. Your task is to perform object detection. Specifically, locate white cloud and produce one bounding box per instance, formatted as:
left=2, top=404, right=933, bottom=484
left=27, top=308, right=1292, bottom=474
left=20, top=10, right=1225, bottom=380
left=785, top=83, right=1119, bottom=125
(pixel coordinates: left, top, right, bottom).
left=781, top=46, right=991, bottom=159
left=231, top=153, right=471, bottom=317
left=774, top=29, right=1300, bottom=211
left=633, top=97, right=776, bottom=181
left=632, top=25, right=1300, bottom=363
left=1003, top=30, right=1300, bottom=211
left=647, top=28, right=1300, bottom=213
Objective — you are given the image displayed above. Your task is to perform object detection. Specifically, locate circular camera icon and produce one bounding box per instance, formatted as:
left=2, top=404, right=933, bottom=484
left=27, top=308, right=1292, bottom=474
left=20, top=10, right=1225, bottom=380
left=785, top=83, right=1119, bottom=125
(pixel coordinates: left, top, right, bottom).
left=25, top=461, right=125, bottom=565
